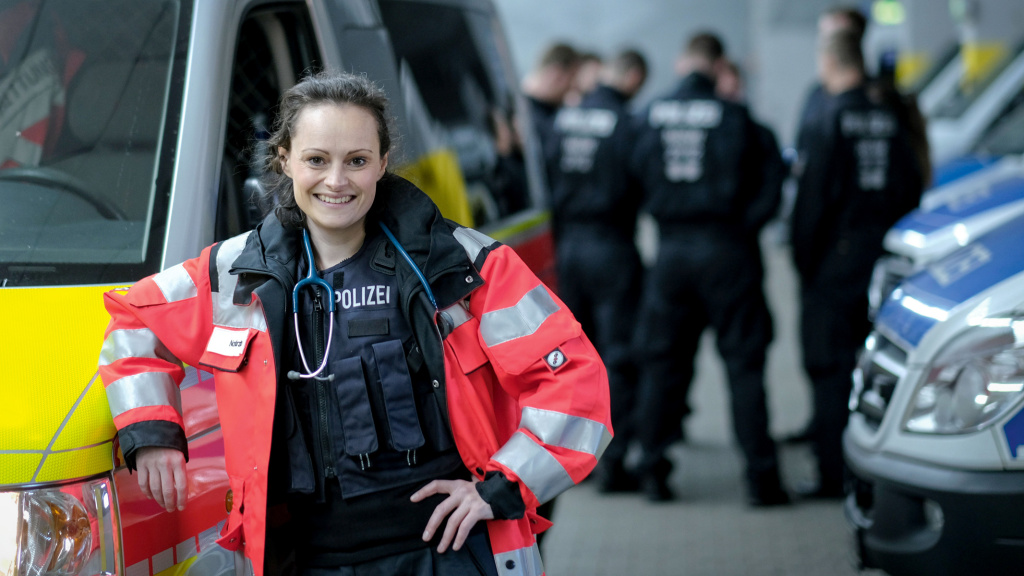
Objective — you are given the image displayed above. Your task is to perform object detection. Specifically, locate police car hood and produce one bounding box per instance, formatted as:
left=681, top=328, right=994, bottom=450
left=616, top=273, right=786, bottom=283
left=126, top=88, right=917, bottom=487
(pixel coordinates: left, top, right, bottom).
left=875, top=212, right=1024, bottom=350
left=0, top=285, right=118, bottom=486
left=884, top=156, right=1024, bottom=265
left=932, top=154, right=1003, bottom=188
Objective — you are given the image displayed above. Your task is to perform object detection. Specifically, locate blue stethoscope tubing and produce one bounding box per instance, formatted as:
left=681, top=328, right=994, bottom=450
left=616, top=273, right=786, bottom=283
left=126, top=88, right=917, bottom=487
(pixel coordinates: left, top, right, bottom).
left=291, top=229, right=336, bottom=380
left=290, top=222, right=437, bottom=380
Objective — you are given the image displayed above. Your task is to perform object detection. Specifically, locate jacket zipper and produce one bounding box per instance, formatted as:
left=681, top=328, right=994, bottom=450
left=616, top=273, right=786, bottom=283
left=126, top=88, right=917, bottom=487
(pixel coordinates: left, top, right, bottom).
left=312, top=289, right=336, bottom=479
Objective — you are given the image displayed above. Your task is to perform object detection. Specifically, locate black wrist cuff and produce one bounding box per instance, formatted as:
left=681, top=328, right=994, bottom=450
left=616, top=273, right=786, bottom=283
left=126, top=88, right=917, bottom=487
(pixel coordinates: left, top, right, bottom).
left=118, top=421, right=189, bottom=471
left=476, top=471, right=525, bottom=520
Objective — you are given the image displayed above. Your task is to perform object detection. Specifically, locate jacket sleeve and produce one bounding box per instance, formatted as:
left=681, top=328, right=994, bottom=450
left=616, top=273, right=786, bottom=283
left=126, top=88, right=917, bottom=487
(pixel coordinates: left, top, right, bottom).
left=467, top=242, right=613, bottom=510
left=743, top=122, right=785, bottom=235
left=98, top=245, right=217, bottom=469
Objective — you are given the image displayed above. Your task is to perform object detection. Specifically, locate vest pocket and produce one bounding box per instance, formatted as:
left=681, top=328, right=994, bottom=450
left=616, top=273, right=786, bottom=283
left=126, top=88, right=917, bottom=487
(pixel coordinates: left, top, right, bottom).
left=372, top=340, right=426, bottom=453
left=331, top=357, right=379, bottom=458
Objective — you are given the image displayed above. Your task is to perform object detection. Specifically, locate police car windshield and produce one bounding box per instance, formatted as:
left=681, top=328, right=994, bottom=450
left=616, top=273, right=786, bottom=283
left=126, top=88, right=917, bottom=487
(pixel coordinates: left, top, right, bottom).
left=974, top=86, right=1024, bottom=156
left=0, top=0, right=189, bottom=286
left=930, top=44, right=1024, bottom=120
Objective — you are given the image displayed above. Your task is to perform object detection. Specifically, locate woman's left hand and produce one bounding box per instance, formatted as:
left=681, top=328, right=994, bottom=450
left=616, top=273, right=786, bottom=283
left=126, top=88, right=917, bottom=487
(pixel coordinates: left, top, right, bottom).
left=411, top=478, right=494, bottom=552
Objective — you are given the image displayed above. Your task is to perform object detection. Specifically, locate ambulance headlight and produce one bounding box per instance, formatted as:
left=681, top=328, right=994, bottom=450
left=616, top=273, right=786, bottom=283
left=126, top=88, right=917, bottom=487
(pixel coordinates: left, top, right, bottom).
left=0, top=476, right=119, bottom=576
left=904, top=318, right=1024, bottom=434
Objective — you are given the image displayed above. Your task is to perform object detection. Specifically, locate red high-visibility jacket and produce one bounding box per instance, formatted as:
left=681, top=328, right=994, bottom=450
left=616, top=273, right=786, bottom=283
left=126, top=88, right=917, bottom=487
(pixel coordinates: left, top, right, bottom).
left=98, top=175, right=612, bottom=576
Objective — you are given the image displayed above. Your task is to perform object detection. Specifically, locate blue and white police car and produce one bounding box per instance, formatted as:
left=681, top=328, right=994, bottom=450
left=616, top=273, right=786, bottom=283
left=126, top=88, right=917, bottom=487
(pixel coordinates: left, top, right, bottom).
left=868, top=155, right=1024, bottom=319
left=845, top=200, right=1024, bottom=574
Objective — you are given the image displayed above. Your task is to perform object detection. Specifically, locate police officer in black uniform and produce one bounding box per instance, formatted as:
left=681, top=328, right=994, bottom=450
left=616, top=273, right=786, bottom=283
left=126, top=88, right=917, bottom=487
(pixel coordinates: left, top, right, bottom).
left=782, top=6, right=869, bottom=446
left=790, top=30, right=923, bottom=498
left=521, top=42, right=582, bottom=185
left=629, top=32, right=788, bottom=506
left=550, top=48, right=649, bottom=492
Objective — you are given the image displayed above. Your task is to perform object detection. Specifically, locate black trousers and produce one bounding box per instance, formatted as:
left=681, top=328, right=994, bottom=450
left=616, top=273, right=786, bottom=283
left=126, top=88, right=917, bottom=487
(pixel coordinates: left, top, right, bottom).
left=633, top=233, right=780, bottom=487
left=799, top=246, right=877, bottom=490
left=296, top=532, right=498, bottom=576
left=555, top=230, right=643, bottom=466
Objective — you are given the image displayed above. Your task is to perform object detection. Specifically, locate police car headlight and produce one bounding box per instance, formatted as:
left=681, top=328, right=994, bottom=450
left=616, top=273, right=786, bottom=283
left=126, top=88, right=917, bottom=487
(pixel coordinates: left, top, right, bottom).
left=0, top=476, right=120, bottom=576
left=904, top=319, right=1024, bottom=434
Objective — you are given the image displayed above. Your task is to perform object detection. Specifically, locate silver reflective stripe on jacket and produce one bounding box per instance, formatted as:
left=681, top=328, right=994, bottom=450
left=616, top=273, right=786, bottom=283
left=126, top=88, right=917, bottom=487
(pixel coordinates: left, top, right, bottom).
left=492, top=431, right=574, bottom=504
left=152, top=263, right=197, bottom=303
left=479, top=286, right=560, bottom=347
left=212, top=232, right=267, bottom=331
left=453, top=226, right=497, bottom=264
left=520, top=406, right=612, bottom=459
left=99, top=328, right=175, bottom=366
left=494, top=543, right=543, bottom=576
left=106, top=372, right=182, bottom=418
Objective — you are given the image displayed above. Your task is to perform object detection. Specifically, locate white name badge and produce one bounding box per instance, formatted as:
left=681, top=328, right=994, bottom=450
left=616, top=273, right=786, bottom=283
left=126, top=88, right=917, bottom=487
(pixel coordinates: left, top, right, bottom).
left=206, top=326, right=249, bottom=357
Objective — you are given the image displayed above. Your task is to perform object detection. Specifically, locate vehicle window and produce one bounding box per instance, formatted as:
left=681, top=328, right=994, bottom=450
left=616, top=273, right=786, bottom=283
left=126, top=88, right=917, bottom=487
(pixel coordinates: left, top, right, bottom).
left=974, top=86, right=1024, bottom=156
left=931, top=43, right=1023, bottom=120
left=378, top=1, right=532, bottom=229
left=215, top=5, right=321, bottom=241
left=908, top=44, right=959, bottom=94
left=0, top=0, right=190, bottom=286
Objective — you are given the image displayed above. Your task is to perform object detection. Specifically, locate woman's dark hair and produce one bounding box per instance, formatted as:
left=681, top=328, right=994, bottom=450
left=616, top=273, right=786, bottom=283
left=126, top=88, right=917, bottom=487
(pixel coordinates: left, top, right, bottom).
left=260, top=71, right=395, bottom=228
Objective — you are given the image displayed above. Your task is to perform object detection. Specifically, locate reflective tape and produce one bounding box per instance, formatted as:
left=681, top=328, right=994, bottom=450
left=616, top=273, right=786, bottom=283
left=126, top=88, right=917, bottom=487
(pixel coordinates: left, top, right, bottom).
left=453, top=227, right=497, bottom=264
left=493, top=543, right=544, bottom=576
left=152, top=264, right=197, bottom=303
left=99, top=328, right=175, bottom=366
left=492, top=431, right=574, bottom=504
left=105, top=372, right=181, bottom=418
left=212, top=232, right=266, bottom=331
left=480, top=286, right=559, bottom=347
left=520, top=407, right=612, bottom=458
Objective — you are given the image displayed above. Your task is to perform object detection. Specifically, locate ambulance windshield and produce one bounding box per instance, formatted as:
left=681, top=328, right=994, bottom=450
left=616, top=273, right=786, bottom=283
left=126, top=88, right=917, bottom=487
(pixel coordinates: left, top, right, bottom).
left=0, top=0, right=188, bottom=286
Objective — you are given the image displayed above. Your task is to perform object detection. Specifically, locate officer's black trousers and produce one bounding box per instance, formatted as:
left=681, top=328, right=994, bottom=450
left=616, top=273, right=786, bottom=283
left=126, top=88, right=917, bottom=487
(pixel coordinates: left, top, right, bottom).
left=799, top=246, right=877, bottom=491
left=555, top=230, right=643, bottom=465
left=633, top=232, right=780, bottom=487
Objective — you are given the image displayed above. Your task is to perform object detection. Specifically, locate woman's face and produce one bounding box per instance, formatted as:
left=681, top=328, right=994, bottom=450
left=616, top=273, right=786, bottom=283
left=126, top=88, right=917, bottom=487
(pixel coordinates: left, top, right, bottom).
left=280, top=103, right=388, bottom=241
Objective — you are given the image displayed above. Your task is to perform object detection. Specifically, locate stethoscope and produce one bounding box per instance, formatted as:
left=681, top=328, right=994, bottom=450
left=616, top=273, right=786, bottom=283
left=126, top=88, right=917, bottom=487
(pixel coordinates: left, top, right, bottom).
left=287, top=222, right=437, bottom=381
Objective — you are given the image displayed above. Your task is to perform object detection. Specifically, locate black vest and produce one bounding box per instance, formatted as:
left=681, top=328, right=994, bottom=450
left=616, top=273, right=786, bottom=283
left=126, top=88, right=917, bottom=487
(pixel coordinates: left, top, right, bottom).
left=291, top=231, right=462, bottom=500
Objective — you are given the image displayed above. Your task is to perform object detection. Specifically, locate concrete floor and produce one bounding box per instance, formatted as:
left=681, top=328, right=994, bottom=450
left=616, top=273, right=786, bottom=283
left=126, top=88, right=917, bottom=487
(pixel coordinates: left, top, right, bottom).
left=539, top=227, right=887, bottom=575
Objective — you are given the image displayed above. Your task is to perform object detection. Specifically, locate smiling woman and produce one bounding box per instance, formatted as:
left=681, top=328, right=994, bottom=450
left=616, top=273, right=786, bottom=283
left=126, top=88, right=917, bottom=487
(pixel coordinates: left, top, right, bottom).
left=97, top=70, right=612, bottom=576
left=278, top=103, right=389, bottom=269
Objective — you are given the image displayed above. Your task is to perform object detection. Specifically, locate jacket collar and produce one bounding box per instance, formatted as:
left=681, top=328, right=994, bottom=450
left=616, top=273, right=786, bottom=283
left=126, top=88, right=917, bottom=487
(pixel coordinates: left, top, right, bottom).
left=583, top=84, right=630, bottom=109
left=673, top=72, right=717, bottom=99
left=371, top=173, right=483, bottom=310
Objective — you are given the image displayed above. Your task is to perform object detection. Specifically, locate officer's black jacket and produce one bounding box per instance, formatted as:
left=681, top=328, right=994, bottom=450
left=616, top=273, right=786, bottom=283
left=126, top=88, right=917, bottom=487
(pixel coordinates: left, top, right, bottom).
left=527, top=95, right=563, bottom=191
left=629, top=72, right=766, bottom=235
left=795, top=83, right=828, bottom=151
left=551, top=84, right=642, bottom=240
left=790, top=85, right=924, bottom=280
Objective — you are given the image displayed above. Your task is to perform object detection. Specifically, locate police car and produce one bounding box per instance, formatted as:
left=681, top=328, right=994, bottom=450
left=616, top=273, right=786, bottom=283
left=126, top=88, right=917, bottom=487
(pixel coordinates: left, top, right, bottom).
left=845, top=199, right=1024, bottom=574
left=867, top=78, right=1024, bottom=318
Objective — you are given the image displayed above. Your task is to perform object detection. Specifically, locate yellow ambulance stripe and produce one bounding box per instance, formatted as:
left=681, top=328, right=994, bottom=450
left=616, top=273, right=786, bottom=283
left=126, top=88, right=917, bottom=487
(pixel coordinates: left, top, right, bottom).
left=961, top=41, right=1007, bottom=89
left=34, top=442, right=116, bottom=483
left=0, top=285, right=124, bottom=484
left=397, top=149, right=474, bottom=227
left=895, top=51, right=929, bottom=90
